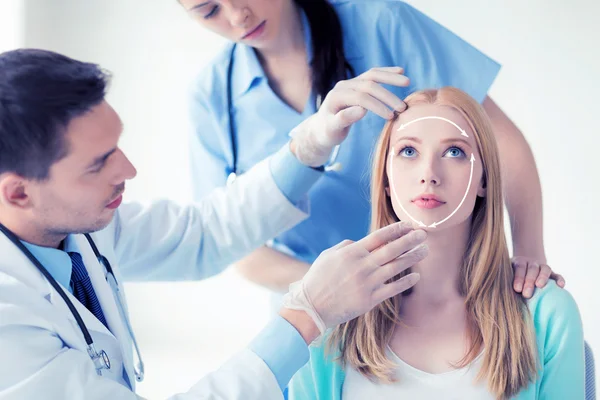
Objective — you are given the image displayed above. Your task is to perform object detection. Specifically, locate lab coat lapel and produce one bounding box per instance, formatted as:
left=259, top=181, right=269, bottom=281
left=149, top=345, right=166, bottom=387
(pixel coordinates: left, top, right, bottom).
left=0, top=233, right=49, bottom=294
left=0, top=234, right=109, bottom=348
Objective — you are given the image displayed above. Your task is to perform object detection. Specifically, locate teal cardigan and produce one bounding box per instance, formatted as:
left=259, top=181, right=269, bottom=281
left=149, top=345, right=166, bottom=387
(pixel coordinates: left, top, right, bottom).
left=289, top=282, right=585, bottom=399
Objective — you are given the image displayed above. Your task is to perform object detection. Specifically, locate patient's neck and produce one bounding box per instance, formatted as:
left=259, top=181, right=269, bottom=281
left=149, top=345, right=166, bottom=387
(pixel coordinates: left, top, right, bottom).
left=404, top=219, right=471, bottom=307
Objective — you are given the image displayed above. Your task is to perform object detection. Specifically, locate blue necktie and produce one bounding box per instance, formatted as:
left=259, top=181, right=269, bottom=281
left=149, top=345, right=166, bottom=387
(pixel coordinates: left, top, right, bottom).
left=69, top=252, right=109, bottom=329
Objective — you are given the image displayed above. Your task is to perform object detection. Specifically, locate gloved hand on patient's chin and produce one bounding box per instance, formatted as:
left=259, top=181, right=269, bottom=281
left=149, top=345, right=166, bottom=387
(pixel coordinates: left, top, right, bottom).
left=282, top=221, right=428, bottom=337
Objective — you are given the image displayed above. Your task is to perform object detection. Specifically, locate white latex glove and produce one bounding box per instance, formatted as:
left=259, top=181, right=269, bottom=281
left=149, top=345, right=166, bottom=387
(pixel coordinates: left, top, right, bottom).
left=290, top=67, right=409, bottom=167
left=282, top=221, right=427, bottom=334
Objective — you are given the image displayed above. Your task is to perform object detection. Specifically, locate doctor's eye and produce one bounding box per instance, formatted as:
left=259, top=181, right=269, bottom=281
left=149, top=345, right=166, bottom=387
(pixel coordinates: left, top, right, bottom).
left=89, top=160, right=108, bottom=174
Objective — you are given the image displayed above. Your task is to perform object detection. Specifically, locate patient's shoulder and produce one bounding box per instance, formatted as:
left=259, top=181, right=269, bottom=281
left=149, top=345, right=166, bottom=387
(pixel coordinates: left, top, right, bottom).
left=527, top=280, right=582, bottom=335
left=528, top=280, right=576, bottom=311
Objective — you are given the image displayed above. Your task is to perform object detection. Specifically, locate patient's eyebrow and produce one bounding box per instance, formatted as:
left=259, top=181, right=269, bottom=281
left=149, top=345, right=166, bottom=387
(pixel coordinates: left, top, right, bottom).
left=391, top=136, right=473, bottom=148
left=440, top=137, right=472, bottom=148
left=393, top=136, right=422, bottom=144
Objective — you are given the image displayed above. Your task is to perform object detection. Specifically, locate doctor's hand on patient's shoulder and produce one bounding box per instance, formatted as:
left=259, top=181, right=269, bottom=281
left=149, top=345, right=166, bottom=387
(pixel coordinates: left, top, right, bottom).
left=511, top=256, right=565, bottom=299
left=280, top=221, right=427, bottom=344
left=289, top=66, right=409, bottom=167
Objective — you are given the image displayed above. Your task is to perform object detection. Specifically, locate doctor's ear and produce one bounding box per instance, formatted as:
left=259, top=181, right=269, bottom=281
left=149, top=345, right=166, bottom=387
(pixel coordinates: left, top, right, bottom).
left=0, top=175, right=33, bottom=208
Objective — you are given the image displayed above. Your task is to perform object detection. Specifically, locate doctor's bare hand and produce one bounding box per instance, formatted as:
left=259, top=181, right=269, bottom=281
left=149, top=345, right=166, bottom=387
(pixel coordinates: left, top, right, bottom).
left=289, top=67, right=409, bottom=167
left=281, top=221, right=427, bottom=343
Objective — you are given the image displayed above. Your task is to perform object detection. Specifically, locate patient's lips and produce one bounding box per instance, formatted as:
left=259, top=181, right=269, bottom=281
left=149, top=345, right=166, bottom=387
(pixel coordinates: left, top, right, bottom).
left=412, top=193, right=446, bottom=209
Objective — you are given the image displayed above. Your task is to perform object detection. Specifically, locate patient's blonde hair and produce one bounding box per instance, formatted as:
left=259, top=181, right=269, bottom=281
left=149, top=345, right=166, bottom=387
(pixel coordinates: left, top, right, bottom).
left=329, top=88, right=537, bottom=398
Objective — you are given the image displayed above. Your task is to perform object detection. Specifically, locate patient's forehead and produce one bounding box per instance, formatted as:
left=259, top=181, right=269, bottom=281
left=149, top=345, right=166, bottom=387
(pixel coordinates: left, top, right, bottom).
left=390, top=104, right=475, bottom=144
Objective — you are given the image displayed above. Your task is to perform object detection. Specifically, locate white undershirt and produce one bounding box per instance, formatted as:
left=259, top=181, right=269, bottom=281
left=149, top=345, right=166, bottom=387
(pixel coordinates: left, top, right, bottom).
left=342, top=347, right=495, bottom=400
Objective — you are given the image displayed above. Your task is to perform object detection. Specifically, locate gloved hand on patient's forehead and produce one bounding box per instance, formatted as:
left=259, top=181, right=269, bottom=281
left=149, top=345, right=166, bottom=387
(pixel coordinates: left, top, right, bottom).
left=290, top=67, right=409, bottom=167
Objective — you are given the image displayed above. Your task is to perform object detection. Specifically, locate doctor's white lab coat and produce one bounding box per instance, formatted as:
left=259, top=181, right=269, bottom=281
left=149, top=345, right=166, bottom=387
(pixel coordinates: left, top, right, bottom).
left=0, top=159, right=309, bottom=400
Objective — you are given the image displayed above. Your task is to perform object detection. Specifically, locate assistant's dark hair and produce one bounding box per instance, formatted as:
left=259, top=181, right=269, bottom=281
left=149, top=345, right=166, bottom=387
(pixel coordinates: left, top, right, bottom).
left=0, top=48, right=110, bottom=180
left=294, top=0, right=354, bottom=102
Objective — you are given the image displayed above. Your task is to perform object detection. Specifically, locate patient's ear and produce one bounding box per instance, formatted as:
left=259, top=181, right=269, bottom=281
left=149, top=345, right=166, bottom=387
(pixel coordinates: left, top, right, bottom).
left=477, top=178, right=487, bottom=197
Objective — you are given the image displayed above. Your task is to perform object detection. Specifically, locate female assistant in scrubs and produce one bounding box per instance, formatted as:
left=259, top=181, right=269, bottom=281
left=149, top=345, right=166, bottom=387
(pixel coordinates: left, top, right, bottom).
left=179, top=0, right=562, bottom=296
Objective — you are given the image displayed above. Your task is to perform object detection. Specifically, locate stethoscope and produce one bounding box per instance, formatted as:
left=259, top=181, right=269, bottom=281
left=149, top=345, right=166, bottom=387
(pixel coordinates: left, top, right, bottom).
left=225, top=43, right=342, bottom=186
left=0, top=223, right=145, bottom=383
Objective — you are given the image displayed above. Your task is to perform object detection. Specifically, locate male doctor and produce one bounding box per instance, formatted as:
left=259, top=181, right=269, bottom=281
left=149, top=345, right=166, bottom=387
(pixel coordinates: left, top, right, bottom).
left=0, top=49, right=429, bottom=399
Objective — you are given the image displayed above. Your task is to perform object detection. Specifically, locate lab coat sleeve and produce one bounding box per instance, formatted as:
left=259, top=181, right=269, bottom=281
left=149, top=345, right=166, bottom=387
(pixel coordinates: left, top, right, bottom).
left=169, top=315, right=309, bottom=399
left=169, top=349, right=284, bottom=400
left=0, top=278, right=287, bottom=400
left=107, top=154, right=313, bottom=282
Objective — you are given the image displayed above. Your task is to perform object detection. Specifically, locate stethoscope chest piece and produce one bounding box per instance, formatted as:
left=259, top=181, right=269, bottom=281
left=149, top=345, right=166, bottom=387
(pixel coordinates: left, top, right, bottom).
left=88, top=344, right=111, bottom=374
left=100, top=349, right=111, bottom=370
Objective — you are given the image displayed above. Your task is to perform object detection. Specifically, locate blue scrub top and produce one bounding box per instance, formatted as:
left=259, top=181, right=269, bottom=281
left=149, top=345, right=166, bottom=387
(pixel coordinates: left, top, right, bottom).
left=188, top=0, right=501, bottom=263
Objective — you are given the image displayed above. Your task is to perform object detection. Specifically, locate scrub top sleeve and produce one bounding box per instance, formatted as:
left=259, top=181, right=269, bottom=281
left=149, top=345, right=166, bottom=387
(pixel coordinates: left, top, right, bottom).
left=188, top=87, right=229, bottom=199
left=248, top=315, right=311, bottom=391
left=389, top=2, right=501, bottom=103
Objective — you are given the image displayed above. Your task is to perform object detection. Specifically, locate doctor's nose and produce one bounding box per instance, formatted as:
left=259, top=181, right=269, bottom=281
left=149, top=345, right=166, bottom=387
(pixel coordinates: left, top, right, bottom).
left=112, top=149, right=137, bottom=184
left=122, top=156, right=137, bottom=181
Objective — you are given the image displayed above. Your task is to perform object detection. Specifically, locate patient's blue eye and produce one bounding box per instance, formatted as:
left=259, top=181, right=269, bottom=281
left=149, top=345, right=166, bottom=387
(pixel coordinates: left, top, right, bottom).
left=399, top=146, right=417, bottom=158
left=444, top=146, right=466, bottom=158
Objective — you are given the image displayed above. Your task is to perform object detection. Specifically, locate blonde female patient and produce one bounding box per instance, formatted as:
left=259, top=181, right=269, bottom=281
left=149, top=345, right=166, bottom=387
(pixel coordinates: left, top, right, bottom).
left=288, top=88, right=585, bottom=399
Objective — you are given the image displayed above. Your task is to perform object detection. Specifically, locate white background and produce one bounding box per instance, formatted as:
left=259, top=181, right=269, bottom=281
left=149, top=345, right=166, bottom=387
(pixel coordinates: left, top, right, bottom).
left=2, top=0, right=598, bottom=397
